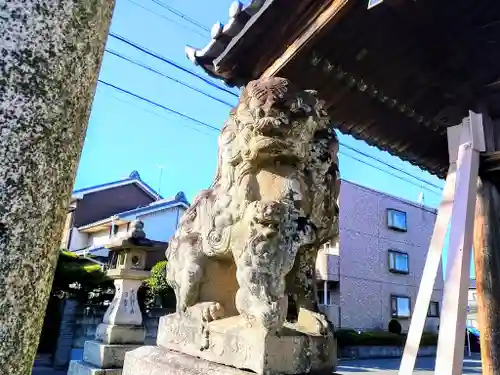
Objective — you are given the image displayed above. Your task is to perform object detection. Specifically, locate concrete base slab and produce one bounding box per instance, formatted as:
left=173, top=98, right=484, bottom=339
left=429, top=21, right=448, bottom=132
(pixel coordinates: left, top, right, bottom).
left=67, top=360, right=122, bottom=375
left=95, top=323, right=145, bottom=345
left=156, top=313, right=337, bottom=375
left=83, top=340, right=140, bottom=368
left=122, top=346, right=333, bottom=375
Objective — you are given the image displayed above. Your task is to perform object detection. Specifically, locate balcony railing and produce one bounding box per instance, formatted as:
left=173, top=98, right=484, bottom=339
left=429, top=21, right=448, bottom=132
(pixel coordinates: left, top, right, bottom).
left=316, top=251, right=340, bottom=282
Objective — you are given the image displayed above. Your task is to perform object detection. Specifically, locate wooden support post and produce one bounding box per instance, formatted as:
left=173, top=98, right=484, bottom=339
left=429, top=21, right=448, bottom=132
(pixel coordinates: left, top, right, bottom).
left=435, top=112, right=485, bottom=375
left=473, top=118, right=500, bottom=374
left=398, top=126, right=460, bottom=375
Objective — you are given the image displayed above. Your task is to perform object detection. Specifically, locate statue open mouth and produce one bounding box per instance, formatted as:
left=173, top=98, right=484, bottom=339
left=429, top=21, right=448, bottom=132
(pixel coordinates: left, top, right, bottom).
left=247, top=136, right=295, bottom=161
left=251, top=135, right=286, bottom=150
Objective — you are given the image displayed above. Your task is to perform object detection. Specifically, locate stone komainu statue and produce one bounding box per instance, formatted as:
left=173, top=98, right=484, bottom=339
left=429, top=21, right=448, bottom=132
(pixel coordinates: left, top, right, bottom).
left=166, top=77, right=339, bottom=334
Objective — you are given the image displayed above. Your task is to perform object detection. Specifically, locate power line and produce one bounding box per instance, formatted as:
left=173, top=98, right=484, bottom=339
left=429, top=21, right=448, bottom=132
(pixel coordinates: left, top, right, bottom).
left=124, top=0, right=208, bottom=38
left=98, top=76, right=441, bottom=194
left=339, top=142, right=443, bottom=190
left=108, top=32, right=239, bottom=98
left=105, top=48, right=236, bottom=107
left=97, top=79, right=220, bottom=132
left=150, top=0, right=210, bottom=33
left=106, top=34, right=441, bottom=191
left=339, top=151, right=442, bottom=195
left=101, top=88, right=214, bottom=137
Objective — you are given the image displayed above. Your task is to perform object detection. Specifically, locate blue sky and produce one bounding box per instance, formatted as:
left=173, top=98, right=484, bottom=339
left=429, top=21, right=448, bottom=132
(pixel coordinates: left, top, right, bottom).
left=73, top=0, right=472, bottom=276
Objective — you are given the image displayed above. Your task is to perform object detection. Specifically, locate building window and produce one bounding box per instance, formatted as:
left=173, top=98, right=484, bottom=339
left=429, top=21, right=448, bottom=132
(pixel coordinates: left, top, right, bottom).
left=391, top=295, right=411, bottom=318
left=387, top=209, right=407, bottom=232
left=427, top=301, right=439, bottom=317
left=109, top=224, right=119, bottom=237
left=322, top=240, right=339, bottom=255
left=388, top=250, right=409, bottom=274
left=317, top=281, right=337, bottom=305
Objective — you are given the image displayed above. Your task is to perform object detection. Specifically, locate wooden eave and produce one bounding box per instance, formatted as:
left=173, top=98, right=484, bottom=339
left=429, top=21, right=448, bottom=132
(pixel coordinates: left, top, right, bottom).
left=187, top=0, right=500, bottom=178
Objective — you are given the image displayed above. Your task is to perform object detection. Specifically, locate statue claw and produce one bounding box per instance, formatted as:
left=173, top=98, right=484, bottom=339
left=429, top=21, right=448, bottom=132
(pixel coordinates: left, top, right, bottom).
left=201, top=302, right=226, bottom=323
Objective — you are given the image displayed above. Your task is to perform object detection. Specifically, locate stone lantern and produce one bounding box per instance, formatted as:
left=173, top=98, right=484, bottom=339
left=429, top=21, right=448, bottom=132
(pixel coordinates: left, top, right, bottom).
left=68, top=220, right=167, bottom=375
left=95, top=220, right=153, bottom=344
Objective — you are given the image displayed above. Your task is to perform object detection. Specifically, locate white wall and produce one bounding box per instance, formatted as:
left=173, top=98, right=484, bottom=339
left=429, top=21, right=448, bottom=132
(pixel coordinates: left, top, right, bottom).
left=136, top=207, right=184, bottom=243
left=88, top=229, right=113, bottom=248
left=68, top=228, right=88, bottom=251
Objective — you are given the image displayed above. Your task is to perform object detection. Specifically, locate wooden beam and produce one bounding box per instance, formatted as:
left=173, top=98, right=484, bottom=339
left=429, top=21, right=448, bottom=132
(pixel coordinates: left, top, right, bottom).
left=261, top=0, right=351, bottom=79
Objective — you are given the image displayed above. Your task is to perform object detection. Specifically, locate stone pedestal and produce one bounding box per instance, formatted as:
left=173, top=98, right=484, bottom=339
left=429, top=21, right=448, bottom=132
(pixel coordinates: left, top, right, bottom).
left=68, top=278, right=147, bottom=374
left=123, top=346, right=334, bottom=375
left=157, top=313, right=336, bottom=375
left=69, top=340, right=141, bottom=375
left=122, top=312, right=336, bottom=375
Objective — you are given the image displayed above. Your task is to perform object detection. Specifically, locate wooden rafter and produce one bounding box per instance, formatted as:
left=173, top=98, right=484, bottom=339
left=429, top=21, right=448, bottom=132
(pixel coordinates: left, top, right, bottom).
left=261, top=0, right=352, bottom=79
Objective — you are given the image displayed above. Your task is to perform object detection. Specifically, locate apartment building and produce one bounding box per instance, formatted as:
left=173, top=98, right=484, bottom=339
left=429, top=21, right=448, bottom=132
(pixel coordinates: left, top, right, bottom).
left=316, top=180, right=444, bottom=332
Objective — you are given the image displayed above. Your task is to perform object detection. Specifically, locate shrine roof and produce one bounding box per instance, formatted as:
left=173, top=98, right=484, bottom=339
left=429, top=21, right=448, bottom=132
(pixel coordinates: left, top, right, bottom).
left=186, top=0, right=500, bottom=178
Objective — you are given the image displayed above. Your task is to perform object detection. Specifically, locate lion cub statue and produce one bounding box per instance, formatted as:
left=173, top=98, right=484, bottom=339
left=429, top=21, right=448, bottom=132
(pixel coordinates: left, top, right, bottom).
left=166, top=77, right=339, bottom=335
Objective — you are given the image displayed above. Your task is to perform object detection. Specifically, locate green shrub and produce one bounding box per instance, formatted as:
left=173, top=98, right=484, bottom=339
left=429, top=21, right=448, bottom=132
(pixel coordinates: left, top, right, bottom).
left=388, top=319, right=402, bottom=334
left=144, top=261, right=176, bottom=309
left=146, top=261, right=170, bottom=295
left=420, top=331, right=438, bottom=346
left=52, top=250, right=113, bottom=303
left=336, top=329, right=438, bottom=347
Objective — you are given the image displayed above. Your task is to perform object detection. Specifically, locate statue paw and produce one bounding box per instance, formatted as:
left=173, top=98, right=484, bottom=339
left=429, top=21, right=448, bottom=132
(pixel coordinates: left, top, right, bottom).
left=314, top=312, right=331, bottom=336
left=297, top=309, right=332, bottom=336
left=201, top=302, right=225, bottom=323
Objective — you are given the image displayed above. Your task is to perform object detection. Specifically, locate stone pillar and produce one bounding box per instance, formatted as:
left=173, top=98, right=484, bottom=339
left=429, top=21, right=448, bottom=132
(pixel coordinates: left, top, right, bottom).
left=0, top=2, right=114, bottom=375
left=101, top=279, right=144, bottom=327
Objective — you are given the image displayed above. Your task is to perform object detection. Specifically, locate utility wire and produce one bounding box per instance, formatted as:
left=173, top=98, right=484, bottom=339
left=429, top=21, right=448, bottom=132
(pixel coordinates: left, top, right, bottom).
left=339, top=151, right=442, bottom=196
left=105, top=48, right=235, bottom=107
left=124, top=0, right=208, bottom=38
left=104, top=6, right=442, bottom=192
left=97, top=79, right=220, bottom=132
left=106, top=35, right=441, bottom=190
left=108, top=32, right=239, bottom=98
left=102, top=88, right=214, bottom=137
left=339, top=142, right=443, bottom=191
left=150, top=0, right=210, bottom=33
left=98, top=78, right=442, bottom=194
